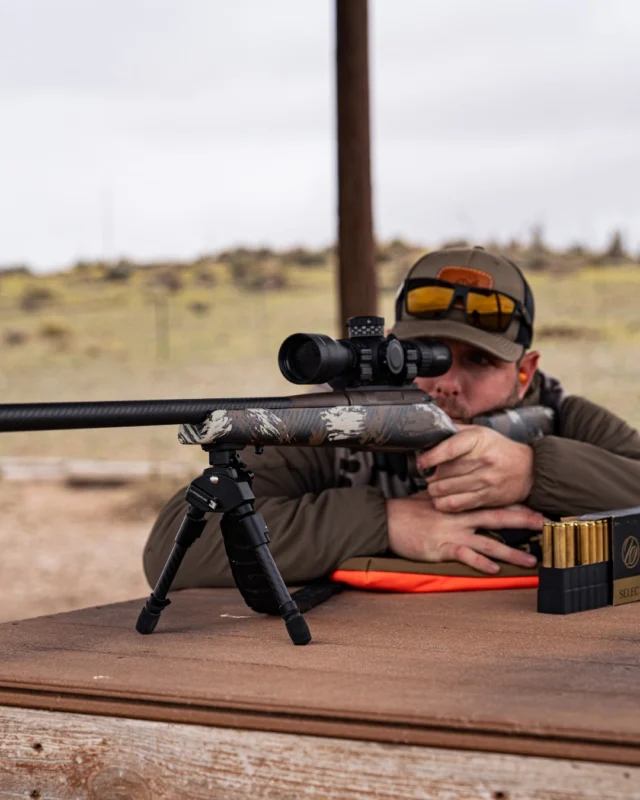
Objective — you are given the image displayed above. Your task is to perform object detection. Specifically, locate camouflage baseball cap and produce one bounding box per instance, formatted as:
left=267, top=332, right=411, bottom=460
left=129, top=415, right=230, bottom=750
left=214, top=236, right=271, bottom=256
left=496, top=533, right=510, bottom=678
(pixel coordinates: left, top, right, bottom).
left=392, top=246, right=535, bottom=362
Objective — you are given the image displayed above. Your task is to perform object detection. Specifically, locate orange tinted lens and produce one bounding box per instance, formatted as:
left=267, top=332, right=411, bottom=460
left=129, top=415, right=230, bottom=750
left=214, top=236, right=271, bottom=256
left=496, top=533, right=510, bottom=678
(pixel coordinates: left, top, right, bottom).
left=466, top=291, right=515, bottom=331
left=407, top=286, right=454, bottom=315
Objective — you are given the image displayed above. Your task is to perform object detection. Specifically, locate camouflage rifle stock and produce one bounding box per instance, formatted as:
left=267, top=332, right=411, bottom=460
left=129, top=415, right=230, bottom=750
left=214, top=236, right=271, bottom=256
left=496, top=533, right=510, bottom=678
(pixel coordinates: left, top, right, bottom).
left=472, top=405, right=556, bottom=444
left=176, top=396, right=555, bottom=452
left=176, top=391, right=457, bottom=450
left=0, top=391, right=554, bottom=450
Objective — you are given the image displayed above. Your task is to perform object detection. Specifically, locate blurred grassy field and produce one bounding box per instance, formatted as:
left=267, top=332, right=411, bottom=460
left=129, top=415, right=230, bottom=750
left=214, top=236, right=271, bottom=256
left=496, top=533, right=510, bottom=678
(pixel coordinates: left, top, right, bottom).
left=0, top=258, right=638, bottom=465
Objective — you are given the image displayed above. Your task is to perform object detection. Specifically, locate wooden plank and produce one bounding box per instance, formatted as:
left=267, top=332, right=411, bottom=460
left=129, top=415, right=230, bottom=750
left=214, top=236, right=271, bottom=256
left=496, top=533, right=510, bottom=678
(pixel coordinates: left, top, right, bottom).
left=336, top=0, right=377, bottom=330
left=1, top=705, right=639, bottom=799
left=0, top=589, right=639, bottom=765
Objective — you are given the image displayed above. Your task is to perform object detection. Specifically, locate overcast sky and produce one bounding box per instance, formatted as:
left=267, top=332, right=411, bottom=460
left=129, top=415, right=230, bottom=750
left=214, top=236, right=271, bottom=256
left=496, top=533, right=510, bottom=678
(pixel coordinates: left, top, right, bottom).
left=1, top=0, right=639, bottom=271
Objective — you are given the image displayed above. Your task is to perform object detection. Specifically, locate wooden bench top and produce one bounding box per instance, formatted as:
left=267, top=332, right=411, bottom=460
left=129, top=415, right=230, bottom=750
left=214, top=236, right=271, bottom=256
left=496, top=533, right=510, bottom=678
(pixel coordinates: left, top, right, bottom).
left=0, top=587, right=639, bottom=765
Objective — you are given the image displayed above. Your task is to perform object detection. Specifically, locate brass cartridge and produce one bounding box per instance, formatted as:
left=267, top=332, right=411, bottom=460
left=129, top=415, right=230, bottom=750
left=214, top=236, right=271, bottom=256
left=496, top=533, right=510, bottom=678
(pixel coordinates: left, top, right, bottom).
left=553, top=523, right=567, bottom=568
left=542, top=522, right=553, bottom=568
left=565, top=521, right=576, bottom=567
left=578, top=522, right=590, bottom=564
left=595, top=520, right=605, bottom=562
left=588, top=521, right=597, bottom=564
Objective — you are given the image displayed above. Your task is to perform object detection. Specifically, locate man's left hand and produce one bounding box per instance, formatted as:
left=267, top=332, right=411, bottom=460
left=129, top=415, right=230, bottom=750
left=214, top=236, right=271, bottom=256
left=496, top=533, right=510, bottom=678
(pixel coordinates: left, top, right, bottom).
left=417, top=425, right=535, bottom=512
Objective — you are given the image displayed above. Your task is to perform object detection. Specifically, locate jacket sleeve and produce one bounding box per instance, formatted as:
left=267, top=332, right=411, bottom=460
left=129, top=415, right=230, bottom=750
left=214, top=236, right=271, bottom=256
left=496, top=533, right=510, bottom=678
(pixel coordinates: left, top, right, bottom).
left=142, top=445, right=388, bottom=589
left=526, top=395, right=640, bottom=516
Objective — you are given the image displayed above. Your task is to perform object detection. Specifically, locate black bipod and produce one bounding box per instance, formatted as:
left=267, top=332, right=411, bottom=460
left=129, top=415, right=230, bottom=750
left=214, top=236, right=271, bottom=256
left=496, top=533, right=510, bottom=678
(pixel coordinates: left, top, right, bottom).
left=136, top=444, right=311, bottom=646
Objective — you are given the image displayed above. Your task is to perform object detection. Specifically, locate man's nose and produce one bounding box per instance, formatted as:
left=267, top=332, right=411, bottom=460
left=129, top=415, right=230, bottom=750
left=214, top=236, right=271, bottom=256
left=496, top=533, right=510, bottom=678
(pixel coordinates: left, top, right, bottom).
left=431, top=366, right=462, bottom=396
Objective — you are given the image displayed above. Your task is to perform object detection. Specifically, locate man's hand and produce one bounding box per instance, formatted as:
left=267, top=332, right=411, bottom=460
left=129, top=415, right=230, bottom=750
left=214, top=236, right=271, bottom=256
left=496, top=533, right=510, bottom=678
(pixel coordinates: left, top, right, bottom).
left=386, top=492, right=541, bottom=574
left=417, top=425, right=535, bottom=512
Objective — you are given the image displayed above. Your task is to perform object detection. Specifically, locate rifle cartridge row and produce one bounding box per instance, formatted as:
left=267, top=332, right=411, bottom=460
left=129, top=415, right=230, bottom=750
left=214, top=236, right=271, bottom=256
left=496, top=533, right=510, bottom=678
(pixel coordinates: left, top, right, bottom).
left=541, top=520, right=609, bottom=569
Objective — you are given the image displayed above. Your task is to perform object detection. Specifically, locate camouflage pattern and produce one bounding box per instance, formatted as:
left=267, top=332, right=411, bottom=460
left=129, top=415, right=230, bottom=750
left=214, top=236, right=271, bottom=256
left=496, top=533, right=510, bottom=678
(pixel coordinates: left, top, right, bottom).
left=472, top=405, right=556, bottom=443
left=178, top=403, right=458, bottom=451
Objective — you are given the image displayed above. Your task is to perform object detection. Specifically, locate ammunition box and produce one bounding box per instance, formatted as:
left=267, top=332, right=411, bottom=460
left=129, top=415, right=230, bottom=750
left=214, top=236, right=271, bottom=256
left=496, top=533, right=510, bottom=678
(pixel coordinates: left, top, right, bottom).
left=539, top=506, right=640, bottom=614
left=571, top=506, right=640, bottom=607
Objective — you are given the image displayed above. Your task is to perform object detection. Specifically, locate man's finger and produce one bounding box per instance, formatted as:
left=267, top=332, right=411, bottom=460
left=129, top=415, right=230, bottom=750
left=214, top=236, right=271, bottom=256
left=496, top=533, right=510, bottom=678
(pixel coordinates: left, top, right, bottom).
left=470, top=533, right=538, bottom=568
left=428, top=471, right=485, bottom=499
left=418, top=429, right=478, bottom=471
left=469, top=506, right=544, bottom=531
left=436, top=541, right=501, bottom=575
left=432, top=491, right=484, bottom=513
left=431, top=459, right=482, bottom=482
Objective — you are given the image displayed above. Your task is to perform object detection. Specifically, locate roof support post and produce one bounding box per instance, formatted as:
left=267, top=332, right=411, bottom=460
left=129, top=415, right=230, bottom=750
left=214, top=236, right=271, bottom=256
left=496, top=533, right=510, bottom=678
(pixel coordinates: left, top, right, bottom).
left=336, top=0, right=377, bottom=331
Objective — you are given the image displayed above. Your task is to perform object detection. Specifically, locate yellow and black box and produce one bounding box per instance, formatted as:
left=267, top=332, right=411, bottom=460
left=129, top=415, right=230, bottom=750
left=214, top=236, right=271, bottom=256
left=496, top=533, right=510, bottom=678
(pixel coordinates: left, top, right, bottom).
left=568, top=506, right=640, bottom=608
left=538, top=506, right=640, bottom=614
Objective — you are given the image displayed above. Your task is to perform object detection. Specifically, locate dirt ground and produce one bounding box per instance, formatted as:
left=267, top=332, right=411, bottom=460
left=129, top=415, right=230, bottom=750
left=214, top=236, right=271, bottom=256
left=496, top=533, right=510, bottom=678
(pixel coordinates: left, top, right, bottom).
left=0, top=481, right=165, bottom=624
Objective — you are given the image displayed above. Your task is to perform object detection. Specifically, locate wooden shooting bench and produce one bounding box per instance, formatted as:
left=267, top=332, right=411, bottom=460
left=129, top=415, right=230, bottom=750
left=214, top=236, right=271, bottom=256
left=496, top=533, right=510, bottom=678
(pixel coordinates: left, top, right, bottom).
left=0, top=588, right=639, bottom=799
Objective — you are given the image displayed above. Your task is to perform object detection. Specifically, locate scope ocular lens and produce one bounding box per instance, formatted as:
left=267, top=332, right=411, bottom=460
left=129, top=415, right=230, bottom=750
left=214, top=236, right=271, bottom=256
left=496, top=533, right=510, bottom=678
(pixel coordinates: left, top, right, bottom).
left=414, top=341, right=452, bottom=377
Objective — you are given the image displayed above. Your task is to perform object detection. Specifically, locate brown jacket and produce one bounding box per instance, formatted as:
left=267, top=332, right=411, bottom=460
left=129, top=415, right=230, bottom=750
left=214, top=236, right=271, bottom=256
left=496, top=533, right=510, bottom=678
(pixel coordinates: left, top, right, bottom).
left=143, top=372, right=640, bottom=589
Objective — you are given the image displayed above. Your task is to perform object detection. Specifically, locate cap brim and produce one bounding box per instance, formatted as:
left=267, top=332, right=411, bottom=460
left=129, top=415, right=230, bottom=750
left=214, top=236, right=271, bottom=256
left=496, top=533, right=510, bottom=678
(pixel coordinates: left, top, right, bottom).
left=391, top=318, right=525, bottom=362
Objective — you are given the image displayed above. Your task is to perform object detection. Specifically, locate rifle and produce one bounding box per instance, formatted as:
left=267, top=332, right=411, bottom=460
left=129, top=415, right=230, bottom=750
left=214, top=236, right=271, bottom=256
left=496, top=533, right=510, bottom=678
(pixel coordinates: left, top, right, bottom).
left=0, top=316, right=555, bottom=645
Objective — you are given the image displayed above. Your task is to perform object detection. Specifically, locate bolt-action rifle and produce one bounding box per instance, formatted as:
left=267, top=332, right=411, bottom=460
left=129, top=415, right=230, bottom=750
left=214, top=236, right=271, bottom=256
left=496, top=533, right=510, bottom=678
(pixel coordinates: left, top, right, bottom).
left=0, top=317, right=554, bottom=646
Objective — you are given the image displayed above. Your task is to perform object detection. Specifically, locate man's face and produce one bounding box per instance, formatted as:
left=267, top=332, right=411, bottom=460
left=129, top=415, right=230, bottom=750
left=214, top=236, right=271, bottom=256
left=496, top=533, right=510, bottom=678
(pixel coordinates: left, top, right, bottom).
left=414, top=339, right=538, bottom=423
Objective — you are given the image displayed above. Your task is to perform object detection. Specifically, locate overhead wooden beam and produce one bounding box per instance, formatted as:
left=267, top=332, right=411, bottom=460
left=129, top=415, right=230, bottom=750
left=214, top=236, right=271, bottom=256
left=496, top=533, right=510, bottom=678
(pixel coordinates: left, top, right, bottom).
left=336, top=0, right=377, bottom=332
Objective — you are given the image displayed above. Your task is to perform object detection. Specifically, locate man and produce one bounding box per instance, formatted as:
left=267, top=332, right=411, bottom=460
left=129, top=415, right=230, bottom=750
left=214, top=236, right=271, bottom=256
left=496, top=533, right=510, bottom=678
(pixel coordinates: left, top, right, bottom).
left=143, top=246, right=640, bottom=589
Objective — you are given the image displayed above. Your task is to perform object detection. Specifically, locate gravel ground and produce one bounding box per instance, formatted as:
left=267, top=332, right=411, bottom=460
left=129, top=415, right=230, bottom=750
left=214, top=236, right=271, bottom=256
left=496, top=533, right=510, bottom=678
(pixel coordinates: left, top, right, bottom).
left=0, top=481, right=165, bottom=624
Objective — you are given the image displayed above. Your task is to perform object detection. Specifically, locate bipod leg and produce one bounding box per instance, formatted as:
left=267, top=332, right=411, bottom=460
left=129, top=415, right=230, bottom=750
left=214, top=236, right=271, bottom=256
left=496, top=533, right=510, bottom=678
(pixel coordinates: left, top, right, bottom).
left=137, top=445, right=311, bottom=645
left=221, top=509, right=311, bottom=646
left=136, top=505, right=207, bottom=634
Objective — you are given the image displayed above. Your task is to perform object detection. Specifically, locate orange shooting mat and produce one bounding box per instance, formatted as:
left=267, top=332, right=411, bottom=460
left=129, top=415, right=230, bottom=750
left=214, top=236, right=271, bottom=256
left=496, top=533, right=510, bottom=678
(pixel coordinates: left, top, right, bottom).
left=331, top=556, right=539, bottom=592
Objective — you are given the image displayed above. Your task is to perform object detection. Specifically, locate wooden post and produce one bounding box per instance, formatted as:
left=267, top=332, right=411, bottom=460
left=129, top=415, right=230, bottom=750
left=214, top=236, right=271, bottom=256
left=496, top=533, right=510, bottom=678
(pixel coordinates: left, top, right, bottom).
left=336, top=0, right=377, bottom=332
left=154, top=291, right=170, bottom=362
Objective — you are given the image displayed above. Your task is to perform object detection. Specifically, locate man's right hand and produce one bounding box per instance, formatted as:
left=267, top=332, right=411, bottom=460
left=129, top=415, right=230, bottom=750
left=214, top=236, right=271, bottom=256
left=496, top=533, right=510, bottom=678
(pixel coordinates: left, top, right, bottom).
left=386, top=492, right=542, bottom=574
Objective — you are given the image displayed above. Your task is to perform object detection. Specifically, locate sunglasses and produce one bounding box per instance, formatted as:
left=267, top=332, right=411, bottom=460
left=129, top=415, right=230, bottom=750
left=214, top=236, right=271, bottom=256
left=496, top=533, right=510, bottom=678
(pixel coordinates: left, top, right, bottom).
left=397, top=278, right=533, bottom=336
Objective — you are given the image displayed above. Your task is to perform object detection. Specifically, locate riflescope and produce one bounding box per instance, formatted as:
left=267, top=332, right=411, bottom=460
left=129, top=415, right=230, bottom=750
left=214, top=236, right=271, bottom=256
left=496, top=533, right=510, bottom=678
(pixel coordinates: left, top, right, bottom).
left=278, top=315, right=452, bottom=388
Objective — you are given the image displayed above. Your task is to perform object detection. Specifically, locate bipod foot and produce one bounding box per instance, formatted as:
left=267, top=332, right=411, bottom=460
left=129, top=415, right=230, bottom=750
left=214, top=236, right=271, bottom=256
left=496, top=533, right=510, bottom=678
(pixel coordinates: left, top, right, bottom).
left=136, top=593, right=172, bottom=635
left=281, top=601, right=311, bottom=645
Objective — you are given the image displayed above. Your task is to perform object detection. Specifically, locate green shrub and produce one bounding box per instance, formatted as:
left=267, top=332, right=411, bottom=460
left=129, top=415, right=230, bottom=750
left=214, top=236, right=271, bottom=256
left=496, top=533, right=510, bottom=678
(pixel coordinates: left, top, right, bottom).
left=20, top=285, right=57, bottom=312
left=38, top=317, right=73, bottom=341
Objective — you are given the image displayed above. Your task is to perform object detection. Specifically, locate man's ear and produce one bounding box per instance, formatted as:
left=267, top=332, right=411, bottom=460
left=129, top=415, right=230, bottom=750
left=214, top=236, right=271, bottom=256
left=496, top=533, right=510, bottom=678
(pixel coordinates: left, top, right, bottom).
left=518, top=350, right=540, bottom=400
